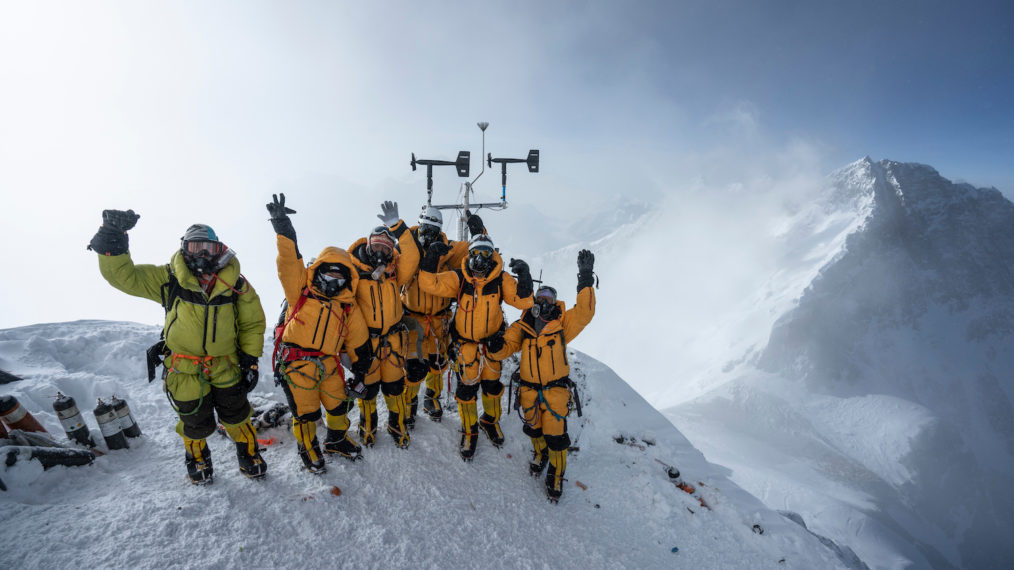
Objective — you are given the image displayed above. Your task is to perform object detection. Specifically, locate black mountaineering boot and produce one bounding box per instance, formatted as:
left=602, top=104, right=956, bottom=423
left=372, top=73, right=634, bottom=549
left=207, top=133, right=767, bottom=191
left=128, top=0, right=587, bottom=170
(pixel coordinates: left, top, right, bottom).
left=529, top=437, right=549, bottom=477
left=478, top=413, right=505, bottom=448
left=423, top=388, right=443, bottom=422
left=236, top=442, right=268, bottom=479
left=297, top=437, right=327, bottom=475
left=459, top=424, right=479, bottom=461
left=185, top=444, right=214, bottom=486
left=358, top=399, right=378, bottom=448
left=405, top=395, right=418, bottom=430
left=323, top=429, right=362, bottom=461
left=545, top=448, right=567, bottom=503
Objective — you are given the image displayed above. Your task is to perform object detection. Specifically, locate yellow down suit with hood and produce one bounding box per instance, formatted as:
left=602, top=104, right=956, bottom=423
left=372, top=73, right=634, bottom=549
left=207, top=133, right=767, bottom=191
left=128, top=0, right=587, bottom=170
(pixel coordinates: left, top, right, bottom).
left=400, top=227, right=468, bottom=421
left=490, top=284, right=595, bottom=499
left=418, top=249, right=533, bottom=450
left=274, top=235, right=372, bottom=467
left=347, top=219, right=420, bottom=447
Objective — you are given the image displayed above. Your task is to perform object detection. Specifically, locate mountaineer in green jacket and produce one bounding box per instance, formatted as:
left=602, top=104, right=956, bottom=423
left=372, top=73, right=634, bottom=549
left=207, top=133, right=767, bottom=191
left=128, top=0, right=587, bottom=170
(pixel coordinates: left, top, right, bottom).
left=88, top=209, right=268, bottom=485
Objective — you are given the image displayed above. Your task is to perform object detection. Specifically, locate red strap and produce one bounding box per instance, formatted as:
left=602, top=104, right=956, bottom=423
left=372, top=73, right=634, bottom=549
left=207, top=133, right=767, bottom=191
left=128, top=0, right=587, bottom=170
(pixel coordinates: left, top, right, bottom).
left=272, top=288, right=313, bottom=368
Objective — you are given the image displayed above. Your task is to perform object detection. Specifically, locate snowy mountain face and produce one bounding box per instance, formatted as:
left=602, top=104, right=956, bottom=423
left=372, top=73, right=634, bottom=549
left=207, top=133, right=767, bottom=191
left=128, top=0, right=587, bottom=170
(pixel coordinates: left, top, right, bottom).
left=0, top=321, right=849, bottom=569
left=670, top=159, right=1014, bottom=569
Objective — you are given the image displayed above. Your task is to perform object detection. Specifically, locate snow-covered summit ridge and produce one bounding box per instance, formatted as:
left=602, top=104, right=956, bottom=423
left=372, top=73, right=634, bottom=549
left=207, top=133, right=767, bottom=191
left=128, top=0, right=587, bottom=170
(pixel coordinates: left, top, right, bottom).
left=0, top=319, right=849, bottom=569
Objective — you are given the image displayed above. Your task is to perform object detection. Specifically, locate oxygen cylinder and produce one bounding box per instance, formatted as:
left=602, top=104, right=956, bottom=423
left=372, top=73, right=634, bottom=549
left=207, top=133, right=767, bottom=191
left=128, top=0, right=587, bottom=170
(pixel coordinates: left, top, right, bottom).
left=0, top=395, right=48, bottom=434
left=109, top=396, right=141, bottom=438
left=93, top=399, right=128, bottom=450
left=52, top=393, right=96, bottom=447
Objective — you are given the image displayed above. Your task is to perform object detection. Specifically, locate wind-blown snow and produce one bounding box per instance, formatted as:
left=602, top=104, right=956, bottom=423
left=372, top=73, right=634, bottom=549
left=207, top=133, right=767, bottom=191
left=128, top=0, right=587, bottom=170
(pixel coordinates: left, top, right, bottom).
left=0, top=320, right=846, bottom=569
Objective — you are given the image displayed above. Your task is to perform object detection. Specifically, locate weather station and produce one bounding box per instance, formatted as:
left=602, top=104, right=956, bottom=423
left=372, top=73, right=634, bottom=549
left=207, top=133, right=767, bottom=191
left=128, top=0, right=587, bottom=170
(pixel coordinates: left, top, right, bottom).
left=410, top=122, right=540, bottom=241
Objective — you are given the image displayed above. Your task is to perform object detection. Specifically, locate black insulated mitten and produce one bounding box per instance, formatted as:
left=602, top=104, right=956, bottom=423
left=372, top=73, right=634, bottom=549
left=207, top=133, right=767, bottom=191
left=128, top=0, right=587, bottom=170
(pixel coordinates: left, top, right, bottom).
left=577, top=249, right=595, bottom=291
left=466, top=214, right=485, bottom=236
left=87, top=209, right=138, bottom=255
left=421, top=241, right=450, bottom=272
left=509, top=258, right=533, bottom=298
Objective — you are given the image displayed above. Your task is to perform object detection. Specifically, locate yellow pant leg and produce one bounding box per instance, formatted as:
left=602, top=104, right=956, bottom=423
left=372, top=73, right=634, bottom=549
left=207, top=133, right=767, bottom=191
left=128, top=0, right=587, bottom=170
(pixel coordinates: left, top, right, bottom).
left=284, top=359, right=326, bottom=418
left=316, top=358, right=348, bottom=410
left=457, top=341, right=483, bottom=385
left=539, top=386, right=571, bottom=437
left=479, top=355, right=502, bottom=381
left=518, top=386, right=541, bottom=431
left=380, top=331, right=406, bottom=383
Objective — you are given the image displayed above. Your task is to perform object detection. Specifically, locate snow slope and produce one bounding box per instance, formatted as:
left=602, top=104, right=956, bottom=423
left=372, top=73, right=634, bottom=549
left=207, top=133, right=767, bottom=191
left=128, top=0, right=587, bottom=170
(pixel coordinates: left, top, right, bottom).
left=668, top=159, right=1014, bottom=569
left=0, top=320, right=847, bottom=569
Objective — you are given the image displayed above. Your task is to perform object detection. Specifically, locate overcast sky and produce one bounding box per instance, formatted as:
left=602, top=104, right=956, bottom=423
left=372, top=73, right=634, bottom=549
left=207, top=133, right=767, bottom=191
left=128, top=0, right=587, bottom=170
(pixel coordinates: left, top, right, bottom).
left=1, top=1, right=1012, bottom=329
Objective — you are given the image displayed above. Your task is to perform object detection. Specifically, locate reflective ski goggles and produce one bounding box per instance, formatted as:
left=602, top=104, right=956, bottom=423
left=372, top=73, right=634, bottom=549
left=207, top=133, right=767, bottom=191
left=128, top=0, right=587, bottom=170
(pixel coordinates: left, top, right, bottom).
left=368, top=243, right=394, bottom=257
left=319, top=273, right=347, bottom=288
left=535, top=286, right=557, bottom=303
left=184, top=240, right=223, bottom=256
left=469, top=248, right=494, bottom=258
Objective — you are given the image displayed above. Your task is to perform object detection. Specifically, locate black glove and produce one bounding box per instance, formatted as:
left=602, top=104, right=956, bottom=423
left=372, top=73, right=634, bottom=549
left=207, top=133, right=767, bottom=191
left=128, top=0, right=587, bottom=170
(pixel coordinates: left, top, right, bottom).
left=466, top=213, right=485, bottom=236
left=577, top=249, right=595, bottom=291
left=346, top=372, right=368, bottom=400
left=238, top=352, right=259, bottom=393
left=266, top=193, right=298, bottom=243
left=485, top=331, right=505, bottom=354
left=509, top=258, right=533, bottom=297
left=508, top=258, right=529, bottom=276
left=420, top=241, right=451, bottom=272
left=103, top=209, right=140, bottom=232
left=406, top=359, right=429, bottom=383
left=87, top=209, right=139, bottom=255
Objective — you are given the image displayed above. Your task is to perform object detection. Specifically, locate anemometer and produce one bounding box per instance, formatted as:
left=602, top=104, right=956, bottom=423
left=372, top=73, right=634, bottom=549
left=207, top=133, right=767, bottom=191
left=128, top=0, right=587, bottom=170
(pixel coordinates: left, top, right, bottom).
left=410, top=122, right=540, bottom=241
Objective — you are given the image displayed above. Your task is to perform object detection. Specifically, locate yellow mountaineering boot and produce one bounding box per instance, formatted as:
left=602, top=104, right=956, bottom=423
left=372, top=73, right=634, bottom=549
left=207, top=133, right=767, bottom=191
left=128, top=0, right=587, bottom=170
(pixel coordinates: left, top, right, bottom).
left=223, top=419, right=267, bottom=479
left=403, top=380, right=422, bottom=431
left=529, top=436, right=549, bottom=477
left=457, top=398, right=479, bottom=461
left=384, top=393, right=410, bottom=449
left=183, top=436, right=213, bottom=485
left=478, top=390, right=505, bottom=447
left=322, top=408, right=362, bottom=461
left=422, top=371, right=443, bottom=421
left=358, top=397, right=378, bottom=448
left=546, top=447, right=567, bottom=503
left=292, top=418, right=326, bottom=474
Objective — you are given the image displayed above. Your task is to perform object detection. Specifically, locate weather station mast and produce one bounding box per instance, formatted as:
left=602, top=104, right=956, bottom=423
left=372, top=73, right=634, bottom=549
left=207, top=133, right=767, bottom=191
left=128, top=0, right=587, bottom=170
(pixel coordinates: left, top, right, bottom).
left=410, top=122, right=540, bottom=240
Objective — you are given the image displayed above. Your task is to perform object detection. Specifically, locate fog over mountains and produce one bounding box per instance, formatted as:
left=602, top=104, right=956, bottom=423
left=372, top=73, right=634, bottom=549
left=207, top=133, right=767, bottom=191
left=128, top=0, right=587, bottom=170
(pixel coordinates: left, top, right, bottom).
left=669, top=158, right=1014, bottom=569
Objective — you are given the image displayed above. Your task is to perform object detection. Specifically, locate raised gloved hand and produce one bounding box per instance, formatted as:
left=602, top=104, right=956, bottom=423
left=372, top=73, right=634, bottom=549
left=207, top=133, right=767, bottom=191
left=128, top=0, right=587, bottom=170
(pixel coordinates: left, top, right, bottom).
left=238, top=352, right=259, bottom=393
left=346, top=372, right=368, bottom=400
left=377, top=201, right=400, bottom=227
left=577, top=249, right=595, bottom=290
left=266, top=193, right=296, bottom=220
left=88, top=209, right=139, bottom=255
left=428, top=241, right=451, bottom=258
left=509, top=258, right=533, bottom=298
left=509, top=258, right=530, bottom=277
left=102, top=209, right=140, bottom=232
left=266, top=193, right=298, bottom=243
left=485, top=330, right=505, bottom=354
left=420, top=241, right=451, bottom=272
left=466, top=213, right=485, bottom=236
